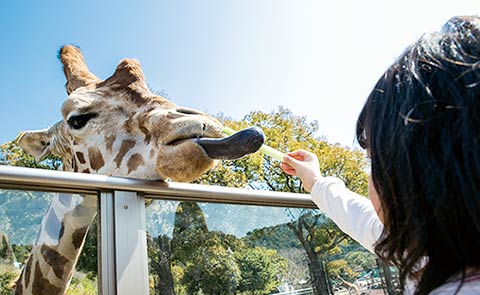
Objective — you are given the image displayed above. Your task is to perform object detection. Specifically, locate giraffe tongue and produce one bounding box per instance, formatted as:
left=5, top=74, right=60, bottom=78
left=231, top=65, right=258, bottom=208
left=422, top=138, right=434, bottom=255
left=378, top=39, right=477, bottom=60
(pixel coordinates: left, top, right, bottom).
left=196, top=126, right=265, bottom=160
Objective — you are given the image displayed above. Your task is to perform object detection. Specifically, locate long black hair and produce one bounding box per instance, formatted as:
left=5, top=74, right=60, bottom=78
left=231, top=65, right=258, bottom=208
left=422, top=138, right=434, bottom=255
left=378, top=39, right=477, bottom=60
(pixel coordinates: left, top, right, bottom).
left=356, top=16, right=480, bottom=294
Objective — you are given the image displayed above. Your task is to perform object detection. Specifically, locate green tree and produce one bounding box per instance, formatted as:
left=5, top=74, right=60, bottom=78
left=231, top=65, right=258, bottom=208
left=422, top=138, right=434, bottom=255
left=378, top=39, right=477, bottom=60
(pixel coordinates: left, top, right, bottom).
left=76, top=218, right=98, bottom=276
left=171, top=202, right=209, bottom=262
left=0, top=266, right=17, bottom=295
left=287, top=213, right=349, bottom=295
left=168, top=201, right=288, bottom=294
left=66, top=273, right=98, bottom=295
left=11, top=245, right=31, bottom=265
left=245, top=223, right=302, bottom=250
left=327, top=259, right=359, bottom=290
left=196, top=107, right=369, bottom=294
left=170, top=201, right=241, bottom=294
left=344, top=251, right=376, bottom=273
left=182, top=239, right=240, bottom=295
left=148, top=234, right=175, bottom=295
left=0, top=140, right=61, bottom=170
left=236, top=246, right=287, bottom=294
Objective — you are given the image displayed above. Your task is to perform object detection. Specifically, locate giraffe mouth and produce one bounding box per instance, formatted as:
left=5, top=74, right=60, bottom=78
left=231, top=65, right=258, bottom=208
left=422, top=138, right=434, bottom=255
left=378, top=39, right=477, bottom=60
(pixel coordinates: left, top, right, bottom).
left=166, top=127, right=265, bottom=160
left=167, top=135, right=205, bottom=146
left=196, top=127, right=265, bottom=160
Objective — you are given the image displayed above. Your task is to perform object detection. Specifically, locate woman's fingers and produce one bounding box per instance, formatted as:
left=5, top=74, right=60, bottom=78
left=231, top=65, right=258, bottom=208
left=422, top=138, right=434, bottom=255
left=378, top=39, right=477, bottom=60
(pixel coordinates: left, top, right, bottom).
left=283, top=155, right=301, bottom=169
left=280, top=162, right=296, bottom=175
left=281, top=149, right=321, bottom=192
left=286, top=150, right=308, bottom=161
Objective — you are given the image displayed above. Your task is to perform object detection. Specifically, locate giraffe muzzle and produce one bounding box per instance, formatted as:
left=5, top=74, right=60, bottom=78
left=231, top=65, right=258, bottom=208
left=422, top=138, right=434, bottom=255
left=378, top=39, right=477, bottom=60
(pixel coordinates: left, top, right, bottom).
left=196, top=126, right=265, bottom=160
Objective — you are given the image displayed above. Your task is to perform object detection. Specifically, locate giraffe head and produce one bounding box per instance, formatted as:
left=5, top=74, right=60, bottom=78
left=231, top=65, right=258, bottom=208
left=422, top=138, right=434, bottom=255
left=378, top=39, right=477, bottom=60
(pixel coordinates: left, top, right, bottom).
left=17, top=45, right=245, bottom=182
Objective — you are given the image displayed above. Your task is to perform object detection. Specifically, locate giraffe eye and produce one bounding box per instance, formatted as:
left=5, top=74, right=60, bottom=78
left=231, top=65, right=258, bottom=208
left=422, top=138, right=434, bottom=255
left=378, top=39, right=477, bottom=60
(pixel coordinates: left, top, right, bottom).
left=67, top=113, right=98, bottom=130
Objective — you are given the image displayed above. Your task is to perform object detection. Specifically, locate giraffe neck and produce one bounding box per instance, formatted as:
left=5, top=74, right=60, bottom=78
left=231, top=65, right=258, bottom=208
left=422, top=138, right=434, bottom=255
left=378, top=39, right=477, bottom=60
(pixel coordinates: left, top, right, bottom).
left=15, top=194, right=97, bottom=295
left=15, top=137, right=160, bottom=294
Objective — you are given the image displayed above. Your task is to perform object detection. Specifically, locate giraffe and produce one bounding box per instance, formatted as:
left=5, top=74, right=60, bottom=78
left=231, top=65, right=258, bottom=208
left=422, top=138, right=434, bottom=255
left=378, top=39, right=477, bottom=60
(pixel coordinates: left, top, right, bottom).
left=13, top=45, right=261, bottom=295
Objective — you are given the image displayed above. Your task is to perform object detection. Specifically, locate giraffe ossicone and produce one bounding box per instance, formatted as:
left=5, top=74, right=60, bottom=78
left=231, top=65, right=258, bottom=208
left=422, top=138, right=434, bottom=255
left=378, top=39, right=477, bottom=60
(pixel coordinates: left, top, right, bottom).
left=13, top=45, right=262, bottom=295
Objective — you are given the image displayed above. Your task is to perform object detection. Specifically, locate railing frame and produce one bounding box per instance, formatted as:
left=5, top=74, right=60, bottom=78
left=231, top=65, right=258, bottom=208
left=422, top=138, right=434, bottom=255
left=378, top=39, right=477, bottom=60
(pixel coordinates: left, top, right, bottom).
left=0, top=165, right=315, bottom=295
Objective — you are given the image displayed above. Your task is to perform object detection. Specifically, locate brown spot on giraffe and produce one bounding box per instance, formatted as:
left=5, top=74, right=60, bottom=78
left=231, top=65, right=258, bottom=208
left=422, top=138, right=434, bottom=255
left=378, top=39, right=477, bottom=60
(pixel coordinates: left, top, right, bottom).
left=72, top=226, right=89, bottom=250
left=64, top=147, right=72, bottom=157
left=88, top=146, right=105, bottom=171
left=24, top=254, right=33, bottom=289
left=33, top=261, right=62, bottom=295
left=137, top=110, right=154, bottom=144
left=14, top=255, right=32, bottom=294
left=127, top=153, right=145, bottom=174
left=124, top=119, right=133, bottom=134
left=114, top=139, right=136, bottom=168
left=75, top=152, right=86, bottom=164
left=104, top=135, right=116, bottom=152
left=149, top=149, right=155, bottom=159
left=40, top=245, right=69, bottom=280
left=72, top=205, right=90, bottom=218
left=14, top=280, right=23, bottom=294
left=82, top=168, right=91, bottom=174
left=59, top=221, right=65, bottom=241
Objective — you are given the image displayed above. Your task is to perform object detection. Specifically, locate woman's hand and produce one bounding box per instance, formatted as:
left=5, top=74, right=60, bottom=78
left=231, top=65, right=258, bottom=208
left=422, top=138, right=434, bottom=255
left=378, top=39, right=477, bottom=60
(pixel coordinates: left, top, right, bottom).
left=280, top=149, right=322, bottom=192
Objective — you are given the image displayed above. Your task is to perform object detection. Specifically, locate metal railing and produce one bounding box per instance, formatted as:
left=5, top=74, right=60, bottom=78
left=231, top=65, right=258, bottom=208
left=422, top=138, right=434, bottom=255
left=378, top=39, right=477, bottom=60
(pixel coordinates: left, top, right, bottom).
left=0, top=165, right=315, bottom=295
left=0, top=165, right=315, bottom=208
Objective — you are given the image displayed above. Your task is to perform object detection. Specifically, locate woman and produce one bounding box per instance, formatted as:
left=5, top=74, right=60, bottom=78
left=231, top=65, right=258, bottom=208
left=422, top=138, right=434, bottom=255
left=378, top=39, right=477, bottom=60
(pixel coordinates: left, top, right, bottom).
left=281, top=15, right=480, bottom=294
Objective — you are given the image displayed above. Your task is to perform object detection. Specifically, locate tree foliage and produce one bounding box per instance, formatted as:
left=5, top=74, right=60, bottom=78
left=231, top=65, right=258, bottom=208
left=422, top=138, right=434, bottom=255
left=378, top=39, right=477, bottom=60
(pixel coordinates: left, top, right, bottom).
left=0, top=265, right=19, bottom=295
left=245, top=222, right=302, bottom=250
left=66, top=273, right=97, bottom=295
left=182, top=239, right=241, bottom=295
left=194, top=107, right=369, bottom=294
left=197, top=107, right=368, bottom=195
left=236, top=246, right=287, bottom=294
left=76, top=219, right=98, bottom=276
left=165, top=201, right=288, bottom=294
left=327, top=259, right=358, bottom=285
left=0, top=141, right=61, bottom=170
left=148, top=234, right=175, bottom=295
left=344, top=251, right=377, bottom=272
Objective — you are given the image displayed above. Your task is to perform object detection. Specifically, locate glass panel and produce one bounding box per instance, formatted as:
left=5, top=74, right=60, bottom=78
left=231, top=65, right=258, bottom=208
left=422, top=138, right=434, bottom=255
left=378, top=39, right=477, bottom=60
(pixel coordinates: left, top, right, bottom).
left=145, top=200, right=399, bottom=295
left=0, top=189, right=98, bottom=295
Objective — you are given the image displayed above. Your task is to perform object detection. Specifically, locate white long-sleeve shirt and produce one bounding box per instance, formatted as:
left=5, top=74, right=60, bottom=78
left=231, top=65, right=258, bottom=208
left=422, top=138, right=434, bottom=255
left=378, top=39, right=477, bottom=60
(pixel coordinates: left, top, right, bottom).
left=310, top=176, right=480, bottom=294
left=311, top=176, right=383, bottom=253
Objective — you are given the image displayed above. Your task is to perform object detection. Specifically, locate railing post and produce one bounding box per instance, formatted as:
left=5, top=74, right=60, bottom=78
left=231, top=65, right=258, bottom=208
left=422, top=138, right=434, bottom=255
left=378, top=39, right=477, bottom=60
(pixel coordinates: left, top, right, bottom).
left=114, top=191, right=149, bottom=295
left=99, top=191, right=116, bottom=295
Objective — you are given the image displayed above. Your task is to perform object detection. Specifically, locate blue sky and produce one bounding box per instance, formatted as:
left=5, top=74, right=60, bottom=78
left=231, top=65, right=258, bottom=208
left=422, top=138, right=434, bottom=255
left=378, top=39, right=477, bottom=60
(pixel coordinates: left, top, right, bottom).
left=0, top=1, right=478, bottom=147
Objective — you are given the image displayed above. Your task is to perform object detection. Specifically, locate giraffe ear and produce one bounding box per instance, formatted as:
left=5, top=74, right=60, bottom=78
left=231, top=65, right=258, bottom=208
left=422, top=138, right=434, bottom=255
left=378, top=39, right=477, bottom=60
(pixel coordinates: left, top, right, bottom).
left=59, top=45, right=101, bottom=95
left=16, top=129, right=53, bottom=161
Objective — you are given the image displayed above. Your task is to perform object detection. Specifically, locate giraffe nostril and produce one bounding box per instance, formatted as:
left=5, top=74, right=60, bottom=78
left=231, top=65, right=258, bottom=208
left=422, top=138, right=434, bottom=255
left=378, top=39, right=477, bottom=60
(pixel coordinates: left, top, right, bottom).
left=176, top=107, right=204, bottom=116
left=202, top=123, right=206, bottom=131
